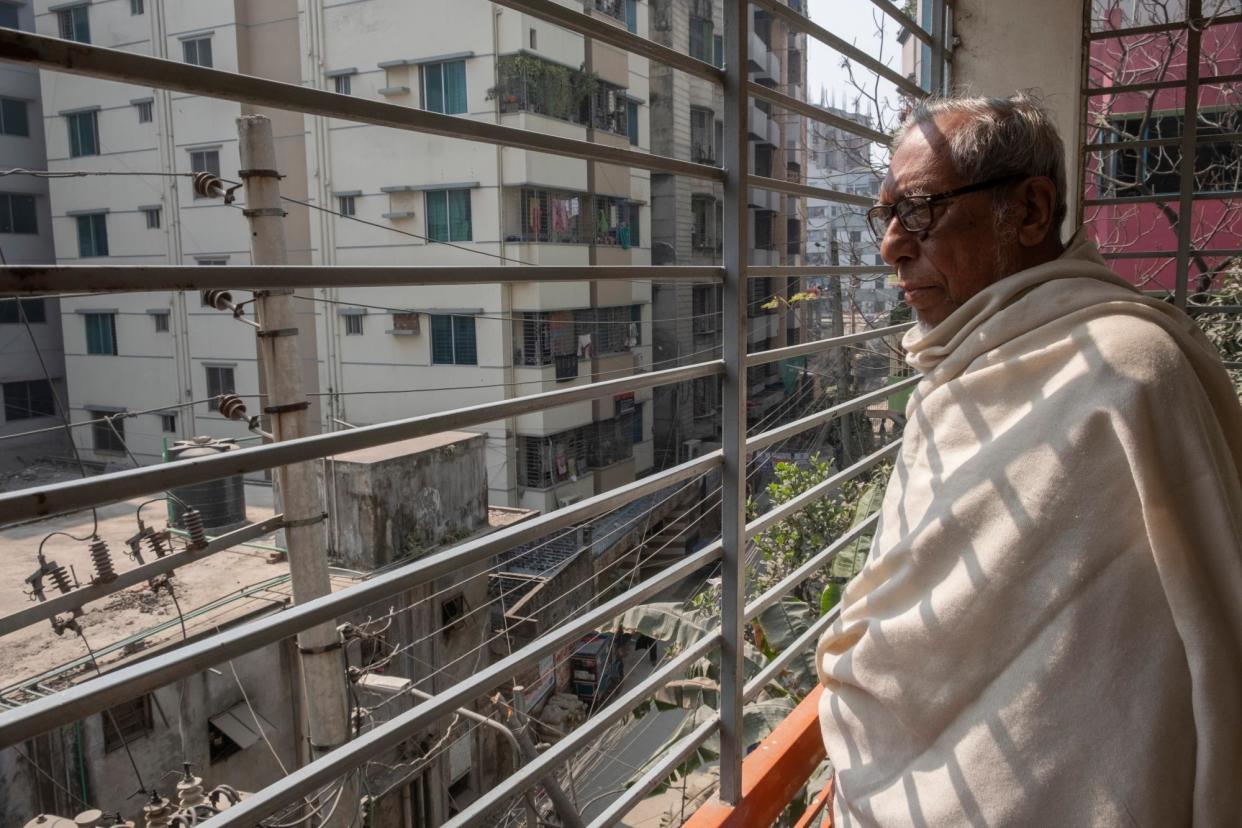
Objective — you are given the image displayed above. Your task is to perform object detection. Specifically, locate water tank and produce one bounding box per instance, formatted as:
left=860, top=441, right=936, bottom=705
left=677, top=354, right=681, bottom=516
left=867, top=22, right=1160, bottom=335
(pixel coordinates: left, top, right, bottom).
left=167, top=436, right=248, bottom=533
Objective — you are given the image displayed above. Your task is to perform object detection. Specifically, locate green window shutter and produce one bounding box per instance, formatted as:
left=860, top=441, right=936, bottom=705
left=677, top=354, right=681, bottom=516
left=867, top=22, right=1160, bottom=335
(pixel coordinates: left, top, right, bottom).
left=430, top=315, right=454, bottom=364
left=426, top=190, right=448, bottom=241
left=444, top=61, right=467, bottom=115
left=424, top=63, right=444, bottom=113
left=91, top=214, right=108, bottom=256
left=76, top=215, right=93, bottom=257
left=448, top=189, right=472, bottom=241
left=452, top=315, right=477, bottom=365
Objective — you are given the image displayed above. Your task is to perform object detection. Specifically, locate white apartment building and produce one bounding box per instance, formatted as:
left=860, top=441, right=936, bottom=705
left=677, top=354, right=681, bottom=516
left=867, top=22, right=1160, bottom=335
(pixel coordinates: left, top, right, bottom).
left=804, top=101, right=898, bottom=320
left=0, top=1, right=68, bottom=464
left=648, top=0, right=807, bottom=466
left=34, top=0, right=654, bottom=513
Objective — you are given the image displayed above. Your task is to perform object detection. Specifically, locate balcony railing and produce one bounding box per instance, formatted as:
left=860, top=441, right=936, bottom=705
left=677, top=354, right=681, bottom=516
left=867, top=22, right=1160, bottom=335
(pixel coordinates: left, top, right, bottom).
left=0, top=1, right=958, bottom=825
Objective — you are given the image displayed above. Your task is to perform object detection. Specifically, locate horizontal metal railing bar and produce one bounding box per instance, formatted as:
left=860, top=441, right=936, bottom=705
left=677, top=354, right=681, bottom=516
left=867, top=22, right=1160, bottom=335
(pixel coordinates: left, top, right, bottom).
left=586, top=716, right=720, bottom=828
left=492, top=0, right=724, bottom=84
left=0, top=264, right=721, bottom=294
left=871, top=0, right=935, bottom=48
left=1101, top=247, right=1242, bottom=259
left=1086, top=12, right=1242, bottom=39
left=1084, top=131, right=1242, bottom=152
left=0, top=455, right=720, bottom=749
left=746, top=441, right=901, bottom=542
left=743, top=513, right=880, bottom=623
left=742, top=606, right=839, bottom=703
left=0, top=29, right=722, bottom=183
left=198, top=542, right=724, bottom=826
left=745, top=322, right=914, bottom=368
left=444, top=633, right=723, bottom=827
left=0, top=360, right=722, bottom=525
left=747, top=82, right=891, bottom=146
left=0, top=514, right=286, bottom=638
left=747, top=264, right=891, bottom=277
left=751, top=0, right=927, bottom=99
left=749, top=174, right=876, bottom=206
left=1188, top=304, right=1242, bottom=315
left=1084, top=71, right=1242, bottom=96
left=1083, top=189, right=1242, bottom=206
left=747, top=376, right=920, bottom=453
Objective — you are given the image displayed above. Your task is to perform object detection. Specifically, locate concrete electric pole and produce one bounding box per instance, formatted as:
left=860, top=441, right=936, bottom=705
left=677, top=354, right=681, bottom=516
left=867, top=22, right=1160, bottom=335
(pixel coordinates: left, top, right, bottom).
left=237, top=114, right=356, bottom=825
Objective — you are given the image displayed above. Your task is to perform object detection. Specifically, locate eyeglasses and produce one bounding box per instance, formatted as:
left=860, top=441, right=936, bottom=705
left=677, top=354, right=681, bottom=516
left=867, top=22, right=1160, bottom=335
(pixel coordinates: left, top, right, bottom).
left=865, top=174, right=1025, bottom=240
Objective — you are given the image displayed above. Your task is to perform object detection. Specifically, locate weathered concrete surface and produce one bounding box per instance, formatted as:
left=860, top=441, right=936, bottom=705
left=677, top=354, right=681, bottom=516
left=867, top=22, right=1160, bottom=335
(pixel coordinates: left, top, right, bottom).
left=327, top=432, right=489, bottom=570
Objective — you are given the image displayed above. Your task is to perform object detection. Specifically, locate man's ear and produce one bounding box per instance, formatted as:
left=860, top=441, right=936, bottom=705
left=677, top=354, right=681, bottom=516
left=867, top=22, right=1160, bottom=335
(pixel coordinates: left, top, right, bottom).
left=1014, top=176, right=1058, bottom=247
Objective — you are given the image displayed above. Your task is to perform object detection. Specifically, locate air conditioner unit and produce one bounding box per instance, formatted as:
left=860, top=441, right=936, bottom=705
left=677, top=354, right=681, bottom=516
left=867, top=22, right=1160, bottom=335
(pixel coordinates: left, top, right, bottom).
left=683, top=439, right=703, bottom=460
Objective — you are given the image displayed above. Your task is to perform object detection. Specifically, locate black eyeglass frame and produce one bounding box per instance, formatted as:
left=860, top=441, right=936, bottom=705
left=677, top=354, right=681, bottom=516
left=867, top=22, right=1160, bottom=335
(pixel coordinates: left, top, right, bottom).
left=865, top=174, right=1027, bottom=240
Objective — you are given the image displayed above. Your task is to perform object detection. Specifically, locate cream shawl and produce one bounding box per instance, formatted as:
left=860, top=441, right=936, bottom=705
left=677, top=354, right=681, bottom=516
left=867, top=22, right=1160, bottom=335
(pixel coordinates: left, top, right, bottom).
left=816, top=231, right=1242, bottom=826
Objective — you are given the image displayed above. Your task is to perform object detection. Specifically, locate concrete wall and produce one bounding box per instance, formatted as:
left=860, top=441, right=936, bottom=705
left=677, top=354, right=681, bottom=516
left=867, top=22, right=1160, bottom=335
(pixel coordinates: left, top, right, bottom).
left=0, top=637, right=298, bottom=826
left=950, top=0, right=1084, bottom=241
left=328, top=432, right=489, bottom=569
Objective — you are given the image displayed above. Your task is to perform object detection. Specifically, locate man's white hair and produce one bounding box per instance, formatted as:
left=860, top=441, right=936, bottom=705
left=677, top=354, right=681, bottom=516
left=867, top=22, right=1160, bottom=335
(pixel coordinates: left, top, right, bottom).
left=893, top=92, right=1068, bottom=233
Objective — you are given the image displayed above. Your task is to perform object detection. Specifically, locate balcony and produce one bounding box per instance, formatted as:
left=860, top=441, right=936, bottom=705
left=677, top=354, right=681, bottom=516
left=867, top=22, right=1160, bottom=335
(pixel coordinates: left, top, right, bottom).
left=0, top=2, right=1237, bottom=827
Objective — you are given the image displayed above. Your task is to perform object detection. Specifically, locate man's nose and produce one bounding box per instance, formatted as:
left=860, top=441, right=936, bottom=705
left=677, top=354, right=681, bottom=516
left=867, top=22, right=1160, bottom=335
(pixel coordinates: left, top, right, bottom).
left=879, top=214, right=917, bottom=266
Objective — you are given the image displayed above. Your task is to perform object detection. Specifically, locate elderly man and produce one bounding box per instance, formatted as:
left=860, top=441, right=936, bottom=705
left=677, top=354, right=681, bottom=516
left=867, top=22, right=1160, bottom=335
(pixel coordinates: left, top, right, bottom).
left=816, top=93, right=1242, bottom=826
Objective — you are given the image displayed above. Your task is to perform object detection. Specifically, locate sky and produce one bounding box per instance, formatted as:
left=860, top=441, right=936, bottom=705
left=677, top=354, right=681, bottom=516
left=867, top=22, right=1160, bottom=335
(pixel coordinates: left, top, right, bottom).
left=804, top=0, right=906, bottom=129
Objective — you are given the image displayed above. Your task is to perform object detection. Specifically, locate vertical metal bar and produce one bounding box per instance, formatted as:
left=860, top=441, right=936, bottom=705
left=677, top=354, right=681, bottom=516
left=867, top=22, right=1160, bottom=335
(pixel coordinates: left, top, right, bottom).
left=719, top=0, right=749, bottom=805
left=1075, top=0, right=1093, bottom=231
left=930, top=0, right=946, bottom=94
left=1174, top=0, right=1202, bottom=308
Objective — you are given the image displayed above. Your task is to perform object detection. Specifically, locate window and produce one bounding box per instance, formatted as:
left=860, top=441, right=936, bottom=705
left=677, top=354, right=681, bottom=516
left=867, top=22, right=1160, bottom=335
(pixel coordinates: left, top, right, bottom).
left=57, top=6, right=90, bottom=43
left=0, top=193, right=36, bottom=234
left=0, top=97, right=29, bottom=136
left=691, top=195, right=717, bottom=250
left=632, top=402, right=643, bottom=443
left=160, top=413, right=176, bottom=433
left=84, top=312, right=117, bottom=355
left=197, top=257, right=227, bottom=267
left=190, top=149, right=221, bottom=181
left=344, top=314, right=363, bottom=335
left=183, top=37, right=213, bottom=68
left=0, top=4, right=18, bottom=29
left=103, top=696, right=151, bottom=753
left=425, top=189, right=472, bottom=242
left=0, top=297, right=44, bottom=323
left=690, top=107, right=714, bottom=163
left=422, top=60, right=467, bottom=115
left=76, top=213, right=108, bottom=257
left=66, top=111, right=99, bottom=157
left=144, top=207, right=161, bottom=229
left=135, top=100, right=153, bottom=123
left=689, top=16, right=713, bottom=63
left=131, top=0, right=144, bottom=14
left=205, top=366, right=235, bottom=410
left=529, top=27, right=537, bottom=49
left=338, top=195, right=356, bottom=216
left=3, top=379, right=55, bottom=421
left=90, top=410, right=126, bottom=454
left=713, top=35, right=723, bottom=68
left=152, top=311, right=169, bottom=332
left=333, top=74, right=351, bottom=95
left=627, top=100, right=639, bottom=146
left=430, top=314, right=477, bottom=365
left=625, top=0, right=637, bottom=33
left=1103, top=113, right=1241, bottom=195
left=754, top=211, right=774, bottom=251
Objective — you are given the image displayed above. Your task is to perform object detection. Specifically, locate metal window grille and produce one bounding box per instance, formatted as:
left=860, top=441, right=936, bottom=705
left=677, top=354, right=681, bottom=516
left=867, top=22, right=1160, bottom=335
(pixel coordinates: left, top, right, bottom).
left=103, top=695, right=151, bottom=753
left=2, top=379, right=54, bottom=421
left=135, top=100, right=152, bottom=122
left=0, top=2, right=967, bottom=821
left=338, top=195, right=356, bottom=216
left=160, top=413, right=176, bottom=433
left=334, top=74, right=351, bottom=95
left=89, top=409, right=125, bottom=454
left=344, top=314, right=364, bottom=336
left=57, top=6, right=89, bottom=43
left=152, top=311, right=169, bottom=332
left=189, top=149, right=221, bottom=183
left=144, top=207, right=160, bottom=229
left=430, top=314, right=477, bottom=365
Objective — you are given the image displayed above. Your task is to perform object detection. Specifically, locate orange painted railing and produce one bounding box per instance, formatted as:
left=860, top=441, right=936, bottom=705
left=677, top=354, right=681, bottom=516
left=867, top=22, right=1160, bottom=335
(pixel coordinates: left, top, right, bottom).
left=684, top=686, right=832, bottom=828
